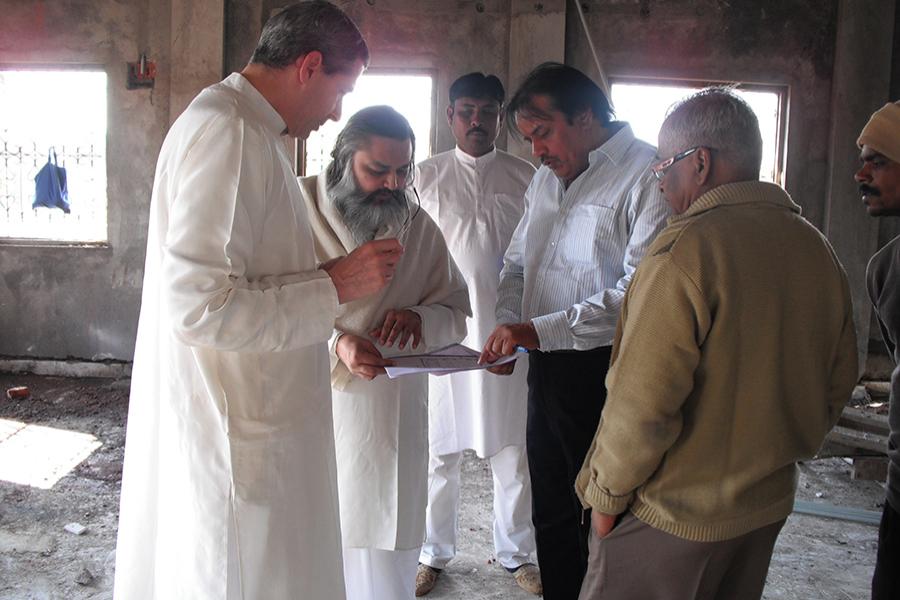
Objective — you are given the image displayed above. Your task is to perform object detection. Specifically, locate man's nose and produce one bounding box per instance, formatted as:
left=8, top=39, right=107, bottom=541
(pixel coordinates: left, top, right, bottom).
left=854, top=163, right=870, bottom=183
left=383, top=173, right=401, bottom=190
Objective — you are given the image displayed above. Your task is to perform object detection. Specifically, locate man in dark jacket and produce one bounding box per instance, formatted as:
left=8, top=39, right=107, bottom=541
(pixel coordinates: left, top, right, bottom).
left=856, top=100, right=900, bottom=600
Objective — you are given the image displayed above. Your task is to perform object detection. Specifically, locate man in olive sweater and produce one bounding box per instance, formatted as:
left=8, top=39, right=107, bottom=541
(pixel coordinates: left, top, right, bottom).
left=856, top=101, right=900, bottom=600
left=574, top=88, right=859, bottom=600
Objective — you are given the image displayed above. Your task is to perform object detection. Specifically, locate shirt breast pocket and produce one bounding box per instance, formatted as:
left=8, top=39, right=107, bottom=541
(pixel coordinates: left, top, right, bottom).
left=560, top=203, right=615, bottom=267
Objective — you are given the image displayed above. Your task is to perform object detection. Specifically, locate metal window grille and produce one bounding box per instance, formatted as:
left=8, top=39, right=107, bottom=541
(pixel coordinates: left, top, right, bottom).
left=0, top=140, right=107, bottom=242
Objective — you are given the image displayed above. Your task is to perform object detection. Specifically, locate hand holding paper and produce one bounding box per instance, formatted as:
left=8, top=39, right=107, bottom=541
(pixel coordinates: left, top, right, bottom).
left=478, top=322, right=540, bottom=374
left=336, top=333, right=394, bottom=380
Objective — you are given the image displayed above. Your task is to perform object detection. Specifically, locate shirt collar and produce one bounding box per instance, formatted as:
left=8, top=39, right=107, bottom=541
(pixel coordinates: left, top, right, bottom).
left=670, top=180, right=802, bottom=224
left=454, top=145, right=498, bottom=168
left=223, top=72, right=287, bottom=136
left=588, top=122, right=635, bottom=168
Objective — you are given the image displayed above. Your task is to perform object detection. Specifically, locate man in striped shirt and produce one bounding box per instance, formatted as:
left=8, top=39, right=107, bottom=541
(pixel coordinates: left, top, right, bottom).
left=480, top=62, right=670, bottom=599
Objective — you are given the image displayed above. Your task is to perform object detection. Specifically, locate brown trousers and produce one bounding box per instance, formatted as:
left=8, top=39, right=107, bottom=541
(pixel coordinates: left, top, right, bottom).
left=578, top=513, right=785, bottom=600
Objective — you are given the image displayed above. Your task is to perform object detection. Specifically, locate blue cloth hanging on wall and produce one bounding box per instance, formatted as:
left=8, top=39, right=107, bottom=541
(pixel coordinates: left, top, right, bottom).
left=33, top=148, right=70, bottom=213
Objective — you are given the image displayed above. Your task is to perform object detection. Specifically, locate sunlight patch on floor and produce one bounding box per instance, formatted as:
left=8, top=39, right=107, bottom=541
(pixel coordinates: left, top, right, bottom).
left=0, top=418, right=101, bottom=489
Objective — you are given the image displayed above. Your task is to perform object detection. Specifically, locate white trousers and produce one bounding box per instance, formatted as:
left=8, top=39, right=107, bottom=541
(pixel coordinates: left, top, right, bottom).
left=342, top=546, right=419, bottom=600
left=419, top=444, right=536, bottom=570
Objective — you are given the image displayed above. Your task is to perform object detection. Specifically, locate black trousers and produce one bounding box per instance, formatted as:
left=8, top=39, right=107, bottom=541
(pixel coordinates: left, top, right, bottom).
left=872, top=500, right=900, bottom=600
left=526, top=346, right=612, bottom=600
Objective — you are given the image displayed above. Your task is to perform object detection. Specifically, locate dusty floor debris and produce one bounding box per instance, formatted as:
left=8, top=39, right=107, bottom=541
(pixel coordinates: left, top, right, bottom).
left=0, top=374, right=886, bottom=599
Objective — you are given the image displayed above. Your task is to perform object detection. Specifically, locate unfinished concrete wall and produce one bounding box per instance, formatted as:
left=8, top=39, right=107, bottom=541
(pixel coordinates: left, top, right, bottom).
left=0, top=0, right=223, bottom=362
left=0, top=0, right=172, bottom=361
left=567, top=0, right=838, bottom=229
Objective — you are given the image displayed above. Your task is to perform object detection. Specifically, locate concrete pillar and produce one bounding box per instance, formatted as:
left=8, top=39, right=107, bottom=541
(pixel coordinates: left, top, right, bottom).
left=506, top=0, right=566, bottom=162
left=824, top=0, right=895, bottom=373
left=169, top=0, right=225, bottom=124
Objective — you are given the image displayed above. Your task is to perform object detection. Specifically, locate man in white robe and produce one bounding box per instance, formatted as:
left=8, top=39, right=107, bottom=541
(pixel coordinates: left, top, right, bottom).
left=114, top=4, right=404, bottom=599
left=415, top=73, right=542, bottom=596
left=298, top=105, right=471, bottom=600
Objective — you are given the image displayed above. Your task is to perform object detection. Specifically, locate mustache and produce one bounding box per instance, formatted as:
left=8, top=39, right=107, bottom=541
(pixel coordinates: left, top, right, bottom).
left=467, top=127, right=488, bottom=136
left=860, top=184, right=880, bottom=197
left=367, top=188, right=406, bottom=203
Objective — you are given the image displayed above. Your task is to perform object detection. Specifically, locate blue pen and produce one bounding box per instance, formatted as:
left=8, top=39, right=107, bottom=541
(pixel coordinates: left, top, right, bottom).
left=514, top=346, right=530, bottom=354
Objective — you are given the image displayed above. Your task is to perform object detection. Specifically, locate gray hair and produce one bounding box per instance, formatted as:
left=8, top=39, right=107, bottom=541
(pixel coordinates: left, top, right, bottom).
left=249, top=1, right=369, bottom=73
left=659, top=87, right=762, bottom=176
left=325, top=105, right=416, bottom=189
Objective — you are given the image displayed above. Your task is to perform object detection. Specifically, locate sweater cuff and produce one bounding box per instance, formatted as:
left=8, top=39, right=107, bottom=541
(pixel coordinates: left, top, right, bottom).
left=531, top=311, right=573, bottom=351
left=582, top=477, right=633, bottom=515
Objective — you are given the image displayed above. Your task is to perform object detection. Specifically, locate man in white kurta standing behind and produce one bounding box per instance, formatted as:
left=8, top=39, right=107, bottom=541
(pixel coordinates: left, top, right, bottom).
left=114, top=4, right=404, bottom=600
left=414, top=72, right=542, bottom=597
left=298, top=105, right=471, bottom=600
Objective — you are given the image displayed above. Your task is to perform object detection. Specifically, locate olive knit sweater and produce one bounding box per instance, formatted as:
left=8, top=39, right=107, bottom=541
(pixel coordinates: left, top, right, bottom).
left=575, top=181, right=859, bottom=542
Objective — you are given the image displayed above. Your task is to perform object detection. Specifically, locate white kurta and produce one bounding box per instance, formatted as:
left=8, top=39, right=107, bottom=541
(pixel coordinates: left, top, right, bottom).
left=298, top=174, right=471, bottom=550
left=417, top=147, right=535, bottom=457
left=115, top=74, right=346, bottom=600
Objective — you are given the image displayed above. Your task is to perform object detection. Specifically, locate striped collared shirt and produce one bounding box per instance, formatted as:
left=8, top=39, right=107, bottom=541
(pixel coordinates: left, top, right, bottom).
left=496, top=123, right=671, bottom=351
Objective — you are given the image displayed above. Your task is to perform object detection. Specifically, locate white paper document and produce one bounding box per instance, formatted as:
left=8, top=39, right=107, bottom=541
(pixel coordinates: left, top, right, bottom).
left=384, top=344, right=519, bottom=379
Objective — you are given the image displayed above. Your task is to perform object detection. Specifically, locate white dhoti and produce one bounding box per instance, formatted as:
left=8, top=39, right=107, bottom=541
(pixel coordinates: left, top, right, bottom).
left=343, top=546, right=420, bottom=600
left=420, top=444, right=536, bottom=570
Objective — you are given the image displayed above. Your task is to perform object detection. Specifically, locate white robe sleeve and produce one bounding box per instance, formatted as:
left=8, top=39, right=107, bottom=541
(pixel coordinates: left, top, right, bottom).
left=161, top=114, right=338, bottom=352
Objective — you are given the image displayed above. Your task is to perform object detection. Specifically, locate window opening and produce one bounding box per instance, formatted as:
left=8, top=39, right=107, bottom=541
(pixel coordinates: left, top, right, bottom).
left=0, top=69, right=108, bottom=243
left=301, top=72, right=434, bottom=177
left=610, top=79, right=787, bottom=185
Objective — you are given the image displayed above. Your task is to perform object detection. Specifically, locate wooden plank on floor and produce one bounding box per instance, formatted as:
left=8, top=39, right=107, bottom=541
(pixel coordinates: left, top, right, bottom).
left=819, top=426, right=888, bottom=458
left=838, top=406, right=890, bottom=436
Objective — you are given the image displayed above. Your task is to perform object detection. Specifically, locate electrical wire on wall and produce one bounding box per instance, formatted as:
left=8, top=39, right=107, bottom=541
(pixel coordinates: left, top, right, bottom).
left=573, top=0, right=614, bottom=110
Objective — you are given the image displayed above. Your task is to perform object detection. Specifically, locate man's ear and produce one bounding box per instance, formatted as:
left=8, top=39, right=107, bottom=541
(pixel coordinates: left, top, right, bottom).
left=295, top=51, right=324, bottom=84
left=446, top=104, right=454, bottom=128
left=574, top=108, right=593, bottom=129
left=694, top=147, right=713, bottom=185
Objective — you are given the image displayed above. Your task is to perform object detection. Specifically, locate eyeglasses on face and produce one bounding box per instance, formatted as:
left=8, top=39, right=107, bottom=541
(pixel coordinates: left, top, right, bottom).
left=651, top=146, right=701, bottom=181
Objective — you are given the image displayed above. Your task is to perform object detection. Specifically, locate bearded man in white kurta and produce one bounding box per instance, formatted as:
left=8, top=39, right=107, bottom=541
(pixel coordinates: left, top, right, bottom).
left=415, top=73, right=542, bottom=596
left=114, top=5, right=405, bottom=600
left=298, top=105, right=471, bottom=600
